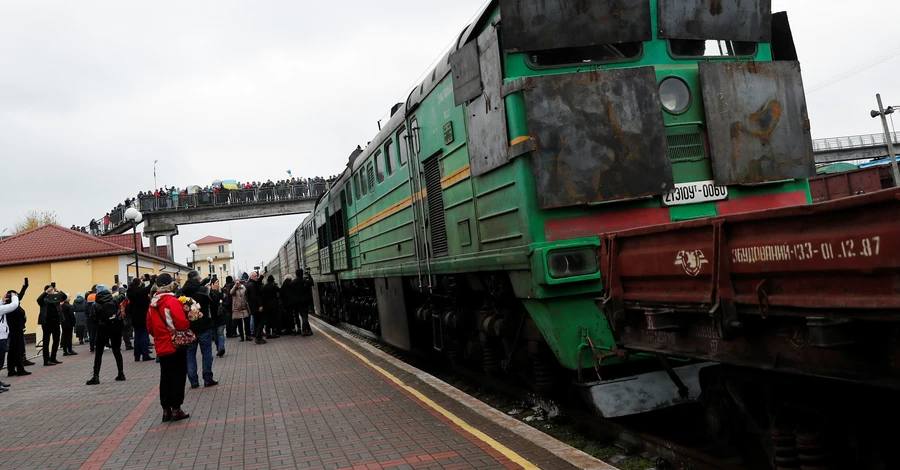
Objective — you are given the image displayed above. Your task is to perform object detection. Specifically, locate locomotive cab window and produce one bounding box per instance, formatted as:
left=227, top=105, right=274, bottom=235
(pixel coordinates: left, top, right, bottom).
left=397, top=127, right=409, bottom=166
left=384, top=140, right=393, bottom=175
left=374, top=150, right=385, bottom=183
left=527, top=42, right=643, bottom=68
left=360, top=171, right=368, bottom=196
left=410, top=118, right=421, bottom=156
left=354, top=173, right=361, bottom=200
left=668, top=40, right=757, bottom=58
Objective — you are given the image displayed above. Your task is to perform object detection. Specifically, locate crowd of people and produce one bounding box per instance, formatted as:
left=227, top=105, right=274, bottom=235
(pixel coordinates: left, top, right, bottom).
left=0, top=267, right=314, bottom=423
left=72, top=176, right=340, bottom=237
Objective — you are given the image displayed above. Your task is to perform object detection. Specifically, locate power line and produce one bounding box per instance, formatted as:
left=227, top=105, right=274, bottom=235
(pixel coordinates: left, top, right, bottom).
left=808, top=44, right=900, bottom=93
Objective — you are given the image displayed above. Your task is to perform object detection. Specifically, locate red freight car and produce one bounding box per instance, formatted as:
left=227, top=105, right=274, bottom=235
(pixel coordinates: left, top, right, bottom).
left=808, top=166, right=893, bottom=202
left=596, top=188, right=900, bottom=466
left=598, top=187, right=899, bottom=387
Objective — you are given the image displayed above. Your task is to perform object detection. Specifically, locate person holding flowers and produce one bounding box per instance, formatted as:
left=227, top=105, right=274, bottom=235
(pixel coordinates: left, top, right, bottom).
left=180, top=271, right=220, bottom=389
left=147, top=274, right=191, bottom=423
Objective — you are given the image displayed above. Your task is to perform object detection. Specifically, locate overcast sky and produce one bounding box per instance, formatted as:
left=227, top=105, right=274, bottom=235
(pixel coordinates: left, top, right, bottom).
left=1, top=0, right=897, bottom=273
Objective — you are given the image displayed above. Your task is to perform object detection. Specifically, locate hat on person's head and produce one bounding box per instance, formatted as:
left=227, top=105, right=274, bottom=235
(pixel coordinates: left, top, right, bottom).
left=267, top=275, right=275, bottom=283
left=296, top=268, right=303, bottom=277
left=241, top=272, right=249, bottom=281
left=96, top=284, right=109, bottom=293
left=156, top=273, right=174, bottom=287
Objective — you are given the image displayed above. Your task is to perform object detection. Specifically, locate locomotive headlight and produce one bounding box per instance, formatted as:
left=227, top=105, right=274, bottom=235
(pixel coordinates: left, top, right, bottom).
left=659, top=77, right=691, bottom=114
left=547, top=248, right=599, bottom=279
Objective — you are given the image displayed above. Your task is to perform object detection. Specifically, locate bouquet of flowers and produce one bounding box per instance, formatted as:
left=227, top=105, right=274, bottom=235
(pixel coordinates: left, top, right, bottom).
left=178, top=296, right=203, bottom=321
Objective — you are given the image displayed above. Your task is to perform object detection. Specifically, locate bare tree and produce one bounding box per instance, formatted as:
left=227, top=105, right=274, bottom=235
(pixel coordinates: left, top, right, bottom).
left=14, top=210, right=60, bottom=234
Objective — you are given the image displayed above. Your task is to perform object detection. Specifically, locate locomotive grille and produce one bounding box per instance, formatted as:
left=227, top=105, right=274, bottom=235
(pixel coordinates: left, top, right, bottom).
left=423, top=156, right=449, bottom=258
left=666, top=130, right=706, bottom=162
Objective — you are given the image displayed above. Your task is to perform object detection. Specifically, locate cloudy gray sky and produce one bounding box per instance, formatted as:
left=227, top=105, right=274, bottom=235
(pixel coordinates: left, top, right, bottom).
left=1, top=0, right=897, bottom=272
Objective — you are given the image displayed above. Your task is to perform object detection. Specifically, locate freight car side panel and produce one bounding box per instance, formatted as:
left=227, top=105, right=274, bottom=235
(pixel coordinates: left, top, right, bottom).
left=598, top=187, right=900, bottom=387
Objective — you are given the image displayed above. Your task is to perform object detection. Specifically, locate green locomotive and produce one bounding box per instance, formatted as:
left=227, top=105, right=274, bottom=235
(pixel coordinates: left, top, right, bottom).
left=269, top=0, right=814, bottom=417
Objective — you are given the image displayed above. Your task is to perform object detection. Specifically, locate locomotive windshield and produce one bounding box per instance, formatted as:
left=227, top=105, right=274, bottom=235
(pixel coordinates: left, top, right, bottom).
left=669, top=39, right=758, bottom=58
left=528, top=42, right=643, bottom=67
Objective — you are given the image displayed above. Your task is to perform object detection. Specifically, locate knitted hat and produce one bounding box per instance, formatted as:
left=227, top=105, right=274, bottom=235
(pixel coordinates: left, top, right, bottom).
left=96, top=284, right=109, bottom=293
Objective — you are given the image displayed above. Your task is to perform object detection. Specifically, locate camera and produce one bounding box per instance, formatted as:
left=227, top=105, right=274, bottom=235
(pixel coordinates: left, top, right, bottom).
left=51, top=282, right=56, bottom=289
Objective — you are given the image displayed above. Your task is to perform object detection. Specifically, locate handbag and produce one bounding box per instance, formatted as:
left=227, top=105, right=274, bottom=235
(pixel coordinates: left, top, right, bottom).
left=155, top=307, right=196, bottom=350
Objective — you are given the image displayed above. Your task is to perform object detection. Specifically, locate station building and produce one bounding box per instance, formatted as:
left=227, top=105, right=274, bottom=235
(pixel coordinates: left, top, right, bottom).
left=0, top=224, right=190, bottom=337
left=186, top=235, right=235, bottom=279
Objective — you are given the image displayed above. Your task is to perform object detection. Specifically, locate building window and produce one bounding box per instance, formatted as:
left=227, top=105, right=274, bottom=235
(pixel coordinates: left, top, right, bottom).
left=218, top=245, right=225, bottom=253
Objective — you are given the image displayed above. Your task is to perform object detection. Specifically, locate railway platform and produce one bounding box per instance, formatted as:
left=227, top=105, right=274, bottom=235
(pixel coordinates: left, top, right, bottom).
left=0, top=319, right=612, bottom=470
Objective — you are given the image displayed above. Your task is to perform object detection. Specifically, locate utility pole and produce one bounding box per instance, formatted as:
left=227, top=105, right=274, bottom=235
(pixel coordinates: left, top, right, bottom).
left=875, top=94, right=900, bottom=186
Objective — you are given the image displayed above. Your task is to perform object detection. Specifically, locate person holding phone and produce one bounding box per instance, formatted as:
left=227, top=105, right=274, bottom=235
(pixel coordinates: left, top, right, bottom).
left=37, top=284, right=66, bottom=367
left=5, top=278, right=30, bottom=376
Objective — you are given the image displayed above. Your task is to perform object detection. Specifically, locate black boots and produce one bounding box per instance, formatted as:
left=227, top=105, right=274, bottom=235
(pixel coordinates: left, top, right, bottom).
left=86, top=376, right=99, bottom=385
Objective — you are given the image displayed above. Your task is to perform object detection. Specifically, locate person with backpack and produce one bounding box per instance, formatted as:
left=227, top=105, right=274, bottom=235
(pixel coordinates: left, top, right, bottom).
left=86, top=285, right=126, bottom=385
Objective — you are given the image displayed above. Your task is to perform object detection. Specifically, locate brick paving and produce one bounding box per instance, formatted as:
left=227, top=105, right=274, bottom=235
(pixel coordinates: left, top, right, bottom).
left=0, top=322, right=581, bottom=470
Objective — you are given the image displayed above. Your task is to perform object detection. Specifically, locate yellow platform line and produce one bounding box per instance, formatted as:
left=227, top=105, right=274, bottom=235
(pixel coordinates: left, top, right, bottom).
left=315, top=325, right=539, bottom=470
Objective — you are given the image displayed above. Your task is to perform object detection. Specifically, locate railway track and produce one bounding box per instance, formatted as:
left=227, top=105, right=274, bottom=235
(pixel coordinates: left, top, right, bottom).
left=313, top=315, right=748, bottom=470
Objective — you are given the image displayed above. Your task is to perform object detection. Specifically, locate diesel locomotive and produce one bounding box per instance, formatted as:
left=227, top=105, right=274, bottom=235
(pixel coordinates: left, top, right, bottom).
left=265, top=1, right=900, bottom=467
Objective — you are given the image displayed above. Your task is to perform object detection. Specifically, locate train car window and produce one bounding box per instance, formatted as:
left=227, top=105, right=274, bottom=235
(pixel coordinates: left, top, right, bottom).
left=384, top=140, right=393, bottom=175
left=528, top=43, right=642, bottom=68
left=367, top=163, right=375, bottom=192
left=410, top=119, right=421, bottom=156
left=374, top=150, right=385, bottom=183
left=397, top=127, right=409, bottom=166
left=669, top=40, right=757, bottom=58
left=360, top=170, right=368, bottom=196
left=354, top=173, right=361, bottom=200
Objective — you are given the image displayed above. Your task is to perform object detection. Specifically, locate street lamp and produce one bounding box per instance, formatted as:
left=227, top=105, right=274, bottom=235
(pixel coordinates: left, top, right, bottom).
left=124, top=208, right=143, bottom=281
left=153, top=159, right=159, bottom=189
left=869, top=93, right=900, bottom=186
left=189, top=243, right=198, bottom=270
left=207, top=257, right=213, bottom=277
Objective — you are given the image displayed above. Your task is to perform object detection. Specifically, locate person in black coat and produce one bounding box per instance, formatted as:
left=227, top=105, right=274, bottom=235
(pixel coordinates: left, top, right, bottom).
left=86, top=285, right=125, bottom=385
left=293, top=269, right=314, bottom=336
left=5, top=279, right=30, bottom=376
left=126, top=278, right=153, bottom=362
left=261, top=275, right=281, bottom=340
left=60, top=296, right=77, bottom=356
left=179, top=271, right=220, bottom=388
left=37, top=285, right=67, bottom=366
left=245, top=272, right=265, bottom=343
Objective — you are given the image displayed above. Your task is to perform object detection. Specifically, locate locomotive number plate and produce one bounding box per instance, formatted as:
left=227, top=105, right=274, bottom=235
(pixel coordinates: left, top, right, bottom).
left=662, top=180, right=728, bottom=206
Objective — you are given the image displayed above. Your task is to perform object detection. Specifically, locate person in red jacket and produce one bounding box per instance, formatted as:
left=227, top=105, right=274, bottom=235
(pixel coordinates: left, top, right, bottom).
left=146, top=274, right=191, bottom=423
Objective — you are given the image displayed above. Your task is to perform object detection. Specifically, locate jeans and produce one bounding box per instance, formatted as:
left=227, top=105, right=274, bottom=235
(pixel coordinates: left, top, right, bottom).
left=42, top=323, right=60, bottom=363
left=215, top=325, right=226, bottom=352
left=133, top=326, right=151, bottom=360
left=159, top=349, right=187, bottom=409
left=186, top=329, right=214, bottom=385
left=249, top=315, right=255, bottom=333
